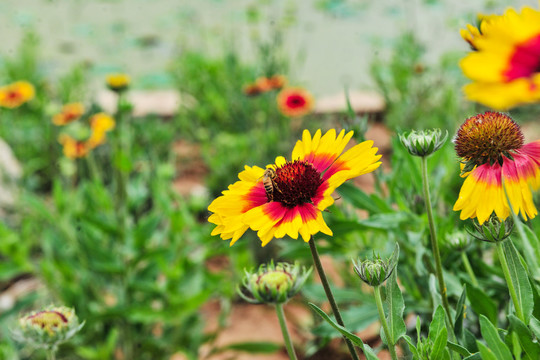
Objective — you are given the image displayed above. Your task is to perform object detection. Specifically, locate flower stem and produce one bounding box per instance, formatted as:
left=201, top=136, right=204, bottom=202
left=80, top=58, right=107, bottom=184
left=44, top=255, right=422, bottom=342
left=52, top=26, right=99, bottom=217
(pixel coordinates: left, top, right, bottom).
left=275, top=303, right=299, bottom=360
left=495, top=241, right=525, bottom=322
left=461, top=251, right=479, bottom=287
left=308, top=238, right=360, bottom=360
left=46, top=348, right=57, bottom=360
left=420, top=156, right=453, bottom=327
left=373, top=285, right=398, bottom=360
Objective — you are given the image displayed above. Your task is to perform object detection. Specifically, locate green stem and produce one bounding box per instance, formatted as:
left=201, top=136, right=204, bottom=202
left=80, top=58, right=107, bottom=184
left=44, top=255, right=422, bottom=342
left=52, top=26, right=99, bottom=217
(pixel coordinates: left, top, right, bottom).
left=275, top=303, right=299, bottom=360
left=496, top=241, right=525, bottom=322
left=420, top=156, right=453, bottom=327
left=461, top=251, right=479, bottom=287
left=46, top=348, right=57, bottom=360
left=86, top=152, right=102, bottom=184
left=308, top=238, right=360, bottom=360
left=373, top=285, right=398, bottom=360
left=114, top=93, right=128, bottom=235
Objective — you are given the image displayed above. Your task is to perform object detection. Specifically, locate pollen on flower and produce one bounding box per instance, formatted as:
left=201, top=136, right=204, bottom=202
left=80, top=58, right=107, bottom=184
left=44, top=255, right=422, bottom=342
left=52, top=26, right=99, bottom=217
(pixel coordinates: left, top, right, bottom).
left=27, top=311, right=69, bottom=335
left=272, top=160, right=323, bottom=208
left=454, top=111, right=524, bottom=165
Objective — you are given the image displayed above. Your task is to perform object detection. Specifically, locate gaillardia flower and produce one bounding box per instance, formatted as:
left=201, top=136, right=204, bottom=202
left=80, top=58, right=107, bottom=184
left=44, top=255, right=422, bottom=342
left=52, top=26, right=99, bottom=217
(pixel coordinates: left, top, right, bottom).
left=453, top=111, right=540, bottom=224
left=208, top=129, right=382, bottom=246
left=0, top=81, right=35, bottom=108
left=58, top=134, right=89, bottom=159
left=459, top=7, right=540, bottom=109
left=52, top=102, right=85, bottom=126
left=277, top=87, right=314, bottom=117
left=87, top=112, right=115, bottom=148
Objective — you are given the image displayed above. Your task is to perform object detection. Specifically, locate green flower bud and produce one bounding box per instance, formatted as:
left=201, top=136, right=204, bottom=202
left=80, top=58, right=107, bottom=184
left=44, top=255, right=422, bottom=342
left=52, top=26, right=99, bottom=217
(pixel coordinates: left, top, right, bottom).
left=12, top=306, right=84, bottom=350
left=445, top=230, right=472, bottom=251
left=353, top=243, right=399, bottom=287
left=399, top=129, right=448, bottom=157
left=467, top=215, right=513, bottom=243
left=238, top=262, right=312, bottom=304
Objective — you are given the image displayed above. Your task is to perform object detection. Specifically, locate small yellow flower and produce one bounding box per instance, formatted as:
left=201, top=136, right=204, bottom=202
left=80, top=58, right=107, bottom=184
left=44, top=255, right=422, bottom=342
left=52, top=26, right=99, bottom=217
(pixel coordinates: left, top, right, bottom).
left=106, top=73, right=130, bottom=92
left=52, top=102, right=85, bottom=126
left=87, top=113, right=115, bottom=149
left=0, top=81, right=35, bottom=108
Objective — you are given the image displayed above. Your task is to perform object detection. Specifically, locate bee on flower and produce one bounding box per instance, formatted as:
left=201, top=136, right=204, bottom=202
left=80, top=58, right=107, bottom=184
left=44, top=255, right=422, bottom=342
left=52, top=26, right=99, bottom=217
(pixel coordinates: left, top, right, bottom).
left=208, top=129, right=381, bottom=246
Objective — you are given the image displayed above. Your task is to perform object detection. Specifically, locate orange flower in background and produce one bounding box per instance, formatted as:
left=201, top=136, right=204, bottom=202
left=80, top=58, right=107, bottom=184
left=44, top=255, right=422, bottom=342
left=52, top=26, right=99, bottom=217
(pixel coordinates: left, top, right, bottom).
left=58, top=134, right=89, bottom=159
left=52, top=102, right=85, bottom=126
left=243, top=83, right=263, bottom=97
left=267, top=75, right=287, bottom=90
left=459, top=7, right=540, bottom=109
left=88, top=113, right=115, bottom=148
left=208, top=129, right=381, bottom=246
left=243, top=75, right=287, bottom=97
left=106, top=73, right=130, bottom=92
left=276, top=87, right=314, bottom=117
left=0, top=81, right=35, bottom=108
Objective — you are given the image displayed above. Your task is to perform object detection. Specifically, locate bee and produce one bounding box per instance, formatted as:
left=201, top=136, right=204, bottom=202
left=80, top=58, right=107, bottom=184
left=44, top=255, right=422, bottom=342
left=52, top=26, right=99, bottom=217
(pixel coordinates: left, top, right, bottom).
left=261, top=168, right=279, bottom=201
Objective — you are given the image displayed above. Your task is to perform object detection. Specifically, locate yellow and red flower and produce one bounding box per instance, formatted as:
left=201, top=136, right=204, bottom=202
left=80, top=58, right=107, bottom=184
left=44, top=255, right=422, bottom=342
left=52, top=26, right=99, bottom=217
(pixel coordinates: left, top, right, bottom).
left=208, top=129, right=382, bottom=246
left=276, top=87, right=314, bottom=117
left=0, top=81, right=35, bottom=108
left=453, top=111, right=540, bottom=224
left=52, top=102, right=85, bottom=126
left=58, top=134, right=90, bottom=159
left=459, top=7, right=540, bottom=109
left=87, top=112, right=115, bottom=148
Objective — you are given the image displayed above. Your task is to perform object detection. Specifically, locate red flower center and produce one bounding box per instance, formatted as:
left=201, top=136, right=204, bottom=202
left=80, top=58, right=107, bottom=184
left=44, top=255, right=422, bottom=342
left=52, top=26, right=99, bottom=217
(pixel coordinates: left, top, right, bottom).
left=271, top=160, right=322, bottom=208
left=454, top=111, right=524, bottom=166
left=6, top=90, right=21, bottom=101
left=504, top=34, right=540, bottom=82
left=285, top=94, right=307, bottom=109
left=28, top=310, right=68, bottom=329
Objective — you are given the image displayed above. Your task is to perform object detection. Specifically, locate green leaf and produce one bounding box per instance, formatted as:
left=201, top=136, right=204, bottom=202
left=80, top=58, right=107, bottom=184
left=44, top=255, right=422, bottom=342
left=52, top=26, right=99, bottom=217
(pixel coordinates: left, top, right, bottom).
left=519, top=224, right=540, bottom=280
left=529, top=316, right=540, bottom=339
left=467, top=285, right=497, bottom=325
left=479, top=315, right=513, bottom=360
left=430, top=326, right=448, bottom=359
left=477, top=341, right=501, bottom=360
left=447, top=341, right=472, bottom=357
left=385, top=257, right=406, bottom=346
left=308, top=303, right=378, bottom=360
left=337, top=182, right=393, bottom=214
left=454, top=285, right=467, bottom=339
left=428, top=306, right=446, bottom=342
left=508, top=315, right=540, bottom=360
left=402, top=335, right=419, bottom=358
left=502, top=240, right=534, bottom=323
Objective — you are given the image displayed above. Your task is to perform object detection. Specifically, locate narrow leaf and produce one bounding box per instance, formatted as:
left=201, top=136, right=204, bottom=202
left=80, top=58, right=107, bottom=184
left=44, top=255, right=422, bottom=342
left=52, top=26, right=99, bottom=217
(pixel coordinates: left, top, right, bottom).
left=308, top=303, right=378, bottom=360
left=386, top=262, right=406, bottom=345
left=508, top=315, right=540, bottom=360
left=454, top=285, right=467, bottom=339
left=430, top=326, right=448, bottom=359
left=503, top=240, right=533, bottom=323
left=467, top=285, right=497, bottom=325
left=479, top=315, right=512, bottom=360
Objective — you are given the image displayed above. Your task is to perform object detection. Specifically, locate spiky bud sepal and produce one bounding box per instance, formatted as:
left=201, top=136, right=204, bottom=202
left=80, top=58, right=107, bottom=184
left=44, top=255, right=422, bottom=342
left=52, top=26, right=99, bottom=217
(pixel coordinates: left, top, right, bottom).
left=238, top=262, right=312, bottom=304
left=353, top=243, right=399, bottom=287
left=12, top=306, right=84, bottom=350
left=399, top=129, right=448, bottom=157
left=467, top=215, right=514, bottom=243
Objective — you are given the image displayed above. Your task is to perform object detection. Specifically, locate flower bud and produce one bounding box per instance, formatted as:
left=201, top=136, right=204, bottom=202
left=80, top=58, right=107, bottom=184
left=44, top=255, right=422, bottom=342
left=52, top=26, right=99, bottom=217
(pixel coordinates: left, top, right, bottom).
left=445, top=230, right=472, bottom=251
left=13, top=306, right=84, bottom=350
left=238, top=262, right=312, bottom=304
left=467, top=215, right=514, bottom=243
left=353, top=243, right=399, bottom=287
left=399, top=129, right=448, bottom=157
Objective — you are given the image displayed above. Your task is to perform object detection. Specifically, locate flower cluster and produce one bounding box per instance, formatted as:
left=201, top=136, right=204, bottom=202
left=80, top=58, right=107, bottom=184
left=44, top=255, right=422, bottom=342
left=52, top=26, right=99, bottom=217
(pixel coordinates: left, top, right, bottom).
left=459, top=7, right=540, bottom=109
left=0, top=81, right=35, bottom=108
left=55, top=109, right=116, bottom=159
